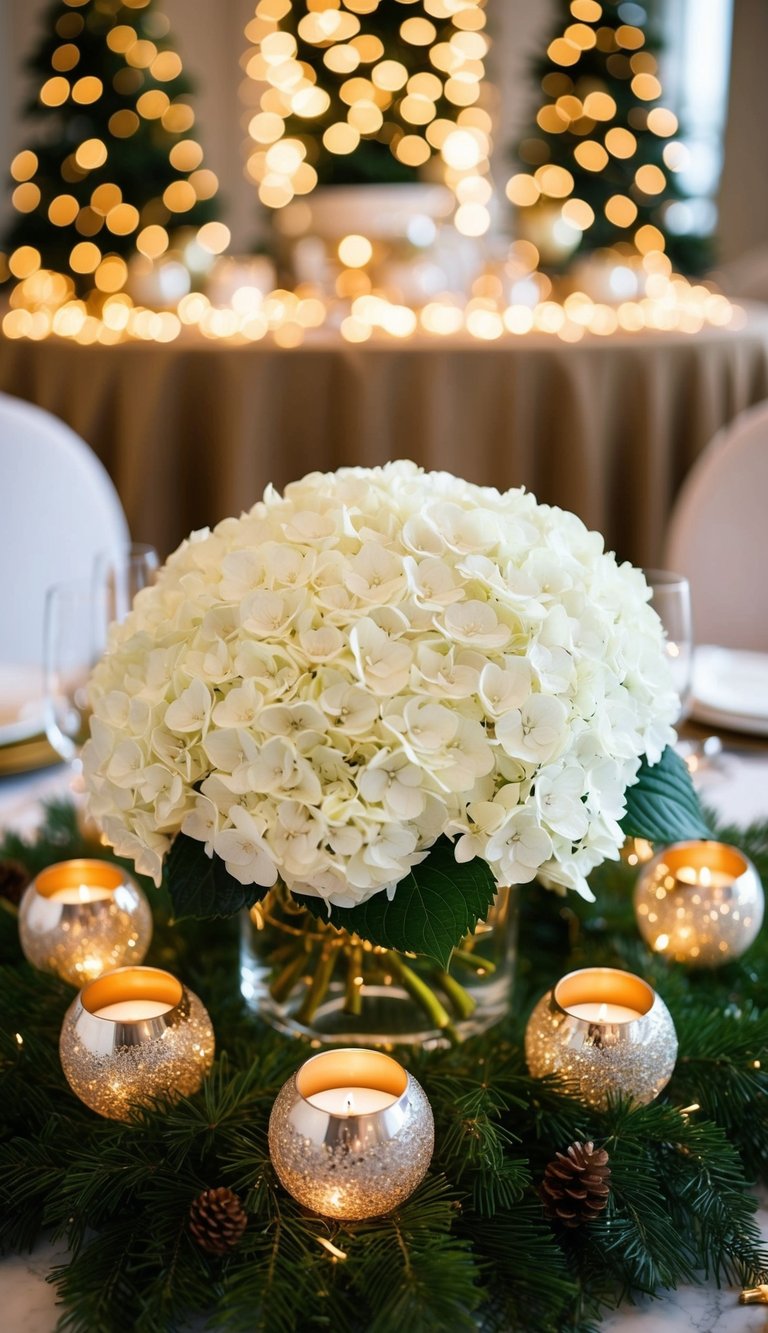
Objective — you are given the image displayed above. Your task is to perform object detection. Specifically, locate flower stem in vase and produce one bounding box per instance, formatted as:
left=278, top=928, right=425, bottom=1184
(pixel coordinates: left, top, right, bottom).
left=269, top=947, right=315, bottom=1005
left=344, top=944, right=364, bottom=1017
left=450, top=947, right=496, bottom=977
left=431, top=968, right=477, bottom=1021
left=295, top=943, right=339, bottom=1027
left=385, top=951, right=453, bottom=1033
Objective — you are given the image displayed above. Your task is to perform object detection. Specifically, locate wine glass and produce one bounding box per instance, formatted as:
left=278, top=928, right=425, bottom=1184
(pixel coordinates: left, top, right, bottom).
left=644, top=569, right=693, bottom=725
left=44, top=544, right=159, bottom=766
left=93, top=542, right=159, bottom=627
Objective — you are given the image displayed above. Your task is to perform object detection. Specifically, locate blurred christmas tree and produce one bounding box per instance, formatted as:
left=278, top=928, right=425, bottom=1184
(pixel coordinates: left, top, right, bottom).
left=3, top=0, right=220, bottom=297
left=506, top=0, right=709, bottom=274
left=243, top=0, right=492, bottom=233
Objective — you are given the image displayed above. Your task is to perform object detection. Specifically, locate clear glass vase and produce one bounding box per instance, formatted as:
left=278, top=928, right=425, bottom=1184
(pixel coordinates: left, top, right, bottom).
left=240, top=884, right=517, bottom=1049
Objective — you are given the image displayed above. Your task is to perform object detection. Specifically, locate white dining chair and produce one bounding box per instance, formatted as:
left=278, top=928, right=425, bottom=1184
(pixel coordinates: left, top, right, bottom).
left=0, top=393, right=129, bottom=669
left=665, top=400, right=768, bottom=651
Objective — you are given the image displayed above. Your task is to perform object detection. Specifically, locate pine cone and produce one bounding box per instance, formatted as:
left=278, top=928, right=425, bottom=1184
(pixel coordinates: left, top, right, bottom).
left=0, top=858, right=31, bottom=907
left=189, top=1187, right=248, bottom=1255
left=541, top=1140, right=611, bottom=1228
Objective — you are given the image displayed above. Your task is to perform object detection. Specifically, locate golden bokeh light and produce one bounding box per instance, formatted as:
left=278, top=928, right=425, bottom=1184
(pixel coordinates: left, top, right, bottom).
left=400, top=18, right=437, bottom=46
left=91, top=184, right=123, bottom=214
left=137, top=90, right=171, bottom=119
left=631, top=73, right=661, bottom=100
left=197, top=222, right=231, bottom=254
left=11, top=151, right=38, bottom=182
left=40, top=77, right=70, bottom=106
left=12, top=183, right=41, bottom=213
left=605, top=194, right=638, bottom=227
left=75, top=138, right=108, bottom=170
left=322, top=122, right=360, bottom=154
left=605, top=126, right=636, bottom=158
left=52, top=43, right=80, bottom=72
left=69, top=241, right=101, bottom=274
left=107, top=25, right=137, bottom=54
left=505, top=173, right=540, bottom=207
left=574, top=140, right=609, bottom=171
left=162, top=181, right=197, bottom=212
left=635, top=164, right=666, bottom=195
left=582, top=91, right=616, bottom=120
left=151, top=51, right=183, bottom=81
left=647, top=107, right=678, bottom=137
left=535, top=163, right=574, bottom=198
left=162, top=103, right=195, bottom=132
left=169, top=139, right=204, bottom=171
left=72, top=76, right=103, bottom=104
left=107, top=204, right=140, bottom=235
left=338, top=234, right=373, bottom=267
left=109, top=109, right=140, bottom=138
left=570, top=0, right=602, bottom=20
left=9, top=247, right=42, bottom=279
left=48, top=194, right=80, bottom=226
left=136, top=224, right=170, bottom=259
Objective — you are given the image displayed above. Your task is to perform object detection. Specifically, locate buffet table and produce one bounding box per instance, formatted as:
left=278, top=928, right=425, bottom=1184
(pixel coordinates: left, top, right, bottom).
left=3, top=308, right=768, bottom=566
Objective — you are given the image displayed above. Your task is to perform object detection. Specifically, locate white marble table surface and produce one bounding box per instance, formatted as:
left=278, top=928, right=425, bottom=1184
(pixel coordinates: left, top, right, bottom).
left=2, top=747, right=767, bottom=1333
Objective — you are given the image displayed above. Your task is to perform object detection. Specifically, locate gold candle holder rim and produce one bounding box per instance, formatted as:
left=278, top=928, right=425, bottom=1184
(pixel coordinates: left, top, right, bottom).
left=34, top=858, right=126, bottom=900
left=80, top=965, right=183, bottom=1022
left=295, top=1048, right=408, bottom=1110
left=553, top=966, right=655, bottom=1022
left=646, top=840, right=752, bottom=882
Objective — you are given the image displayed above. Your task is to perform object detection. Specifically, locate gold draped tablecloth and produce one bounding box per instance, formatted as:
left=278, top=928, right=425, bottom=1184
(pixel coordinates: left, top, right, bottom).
left=3, top=307, right=768, bottom=564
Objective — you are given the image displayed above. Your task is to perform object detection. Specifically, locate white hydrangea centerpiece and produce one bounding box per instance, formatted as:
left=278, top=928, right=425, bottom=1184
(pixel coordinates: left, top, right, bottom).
left=84, top=462, right=703, bottom=962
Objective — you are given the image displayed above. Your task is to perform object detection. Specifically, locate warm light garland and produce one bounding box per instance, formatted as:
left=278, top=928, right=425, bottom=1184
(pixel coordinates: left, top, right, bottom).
left=0, top=259, right=737, bottom=346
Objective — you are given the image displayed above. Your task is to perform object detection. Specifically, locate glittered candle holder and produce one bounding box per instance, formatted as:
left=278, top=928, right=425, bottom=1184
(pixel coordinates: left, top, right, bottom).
left=268, top=1049, right=434, bottom=1220
left=633, top=841, right=764, bottom=967
left=19, top=859, right=152, bottom=986
left=59, top=966, right=215, bottom=1120
left=525, top=967, right=678, bottom=1109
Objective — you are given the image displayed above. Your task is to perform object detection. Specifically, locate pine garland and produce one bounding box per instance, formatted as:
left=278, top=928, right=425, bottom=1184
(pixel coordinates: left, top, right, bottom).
left=1, top=802, right=766, bottom=1333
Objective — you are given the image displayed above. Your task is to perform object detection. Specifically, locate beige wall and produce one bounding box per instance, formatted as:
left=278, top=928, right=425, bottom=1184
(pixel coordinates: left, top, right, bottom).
left=718, top=0, right=768, bottom=264
left=0, top=0, right=550, bottom=250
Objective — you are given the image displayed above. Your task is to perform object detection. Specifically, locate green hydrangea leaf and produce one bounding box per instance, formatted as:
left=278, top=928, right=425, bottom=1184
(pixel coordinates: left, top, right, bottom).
left=317, top=834, right=498, bottom=969
left=620, top=744, right=712, bottom=844
left=164, top=832, right=269, bottom=919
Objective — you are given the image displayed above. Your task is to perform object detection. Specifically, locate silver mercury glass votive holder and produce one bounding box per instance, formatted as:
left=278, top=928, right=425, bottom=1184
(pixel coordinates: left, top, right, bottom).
left=633, top=840, right=764, bottom=967
left=525, top=966, right=678, bottom=1109
left=19, top=858, right=152, bottom=985
left=268, top=1048, right=434, bottom=1219
left=59, top=965, right=215, bottom=1120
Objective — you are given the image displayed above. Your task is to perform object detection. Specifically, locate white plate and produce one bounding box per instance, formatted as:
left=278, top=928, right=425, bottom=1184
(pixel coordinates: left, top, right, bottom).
left=690, top=646, right=768, bottom=737
left=0, top=664, right=46, bottom=747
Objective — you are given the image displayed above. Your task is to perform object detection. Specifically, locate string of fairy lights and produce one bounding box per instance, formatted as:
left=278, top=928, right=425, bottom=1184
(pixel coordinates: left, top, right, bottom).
left=0, top=0, right=737, bottom=346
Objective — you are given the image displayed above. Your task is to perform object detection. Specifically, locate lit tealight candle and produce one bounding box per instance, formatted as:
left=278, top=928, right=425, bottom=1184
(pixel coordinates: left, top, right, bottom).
left=634, top=841, right=764, bottom=966
left=19, top=859, right=153, bottom=985
left=306, top=1086, right=398, bottom=1115
left=93, top=999, right=173, bottom=1022
left=60, top=966, right=215, bottom=1119
left=565, top=1001, right=643, bottom=1024
left=525, top=967, right=678, bottom=1109
left=49, top=884, right=113, bottom=905
left=269, top=1048, right=434, bottom=1219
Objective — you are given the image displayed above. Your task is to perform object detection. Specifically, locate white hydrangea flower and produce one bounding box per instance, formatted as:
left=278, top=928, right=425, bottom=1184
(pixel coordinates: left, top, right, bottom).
left=83, top=461, right=678, bottom=907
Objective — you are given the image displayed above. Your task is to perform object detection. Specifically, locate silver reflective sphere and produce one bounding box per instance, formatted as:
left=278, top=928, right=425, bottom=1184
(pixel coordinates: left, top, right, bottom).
left=633, top=841, right=764, bottom=967
left=269, top=1049, right=434, bottom=1219
left=525, top=967, right=678, bottom=1109
left=19, top=858, right=152, bottom=985
left=60, top=966, right=215, bottom=1120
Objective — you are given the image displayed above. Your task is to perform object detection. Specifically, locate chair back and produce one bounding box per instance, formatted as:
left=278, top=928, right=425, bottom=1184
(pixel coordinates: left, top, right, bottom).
left=665, top=400, right=768, bottom=650
left=0, top=393, right=129, bottom=667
